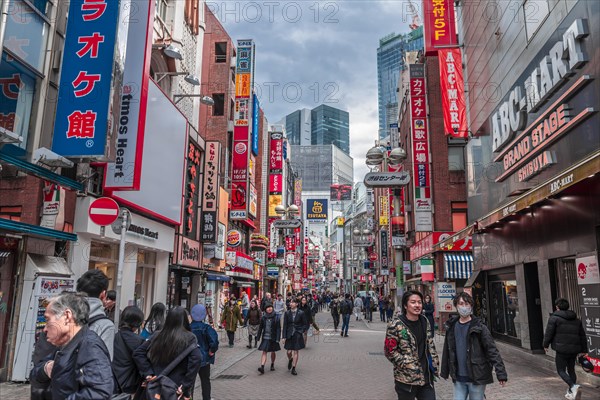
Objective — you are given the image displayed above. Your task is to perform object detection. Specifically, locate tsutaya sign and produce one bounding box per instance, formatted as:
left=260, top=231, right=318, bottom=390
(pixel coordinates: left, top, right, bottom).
left=491, top=19, right=590, bottom=182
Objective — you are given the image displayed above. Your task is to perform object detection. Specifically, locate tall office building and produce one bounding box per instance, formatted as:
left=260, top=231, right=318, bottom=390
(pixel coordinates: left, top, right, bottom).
left=377, top=33, right=404, bottom=140
left=283, top=105, right=350, bottom=156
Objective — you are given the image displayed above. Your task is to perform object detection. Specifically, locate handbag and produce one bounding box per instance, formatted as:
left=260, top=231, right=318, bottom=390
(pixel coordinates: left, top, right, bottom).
left=143, top=343, right=198, bottom=400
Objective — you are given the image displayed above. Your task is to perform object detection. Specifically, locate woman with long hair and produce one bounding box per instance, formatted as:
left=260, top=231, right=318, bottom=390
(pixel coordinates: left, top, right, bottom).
left=140, top=302, right=166, bottom=339
left=245, top=300, right=261, bottom=349
left=299, top=296, right=312, bottom=345
left=133, top=306, right=202, bottom=400
left=113, top=306, right=145, bottom=396
left=283, top=297, right=307, bottom=376
left=423, top=294, right=435, bottom=337
left=256, top=303, right=281, bottom=374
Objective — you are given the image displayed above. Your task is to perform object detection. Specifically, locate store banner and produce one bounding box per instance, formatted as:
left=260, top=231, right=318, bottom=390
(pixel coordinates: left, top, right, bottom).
left=439, top=48, right=468, bottom=138
left=269, top=132, right=284, bottom=170
left=306, top=199, right=328, bottom=221
left=201, top=141, right=221, bottom=242
left=423, top=0, right=458, bottom=55
left=176, top=236, right=200, bottom=268
left=248, top=184, right=258, bottom=218
left=268, top=194, right=283, bottom=217
left=380, top=230, right=389, bottom=268
left=576, top=254, right=600, bottom=372
left=269, top=174, right=283, bottom=194
left=251, top=94, right=260, bottom=155
left=229, top=182, right=248, bottom=220
left=379, top=195, right=389, bottom=226
left=183, top=140, right=201, bottom=239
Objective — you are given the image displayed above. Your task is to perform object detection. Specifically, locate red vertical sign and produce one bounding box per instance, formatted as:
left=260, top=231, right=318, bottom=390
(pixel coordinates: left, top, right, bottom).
left=439, top=48, right=468, bottom=138
left=423, top=0, right=458, bottom=55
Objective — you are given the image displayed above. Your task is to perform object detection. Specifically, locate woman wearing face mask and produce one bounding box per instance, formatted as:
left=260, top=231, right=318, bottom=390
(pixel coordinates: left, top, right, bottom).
left=441, top=292, right=507, bottom=400
left=221, top=296, right=243, bottom=347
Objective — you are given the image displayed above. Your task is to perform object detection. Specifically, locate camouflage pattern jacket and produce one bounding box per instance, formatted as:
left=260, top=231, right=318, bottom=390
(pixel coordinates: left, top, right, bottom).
left=384, top=314, right=439, bottom=386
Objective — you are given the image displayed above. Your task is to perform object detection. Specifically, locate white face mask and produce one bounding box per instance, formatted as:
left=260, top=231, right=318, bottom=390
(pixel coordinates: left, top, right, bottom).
left=457, top=305, right=472, bottom=317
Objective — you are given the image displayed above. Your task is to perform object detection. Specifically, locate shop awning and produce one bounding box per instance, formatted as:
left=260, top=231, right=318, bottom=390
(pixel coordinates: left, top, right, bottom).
left=464, top=269, right=482, bottom=288
left=206, top=273, right=230, bottom=282
left=0, top=218, right=77, bottom=242
left=25, top=254, right=73, bottom=280
left=444, top=252, right=473, bottom=279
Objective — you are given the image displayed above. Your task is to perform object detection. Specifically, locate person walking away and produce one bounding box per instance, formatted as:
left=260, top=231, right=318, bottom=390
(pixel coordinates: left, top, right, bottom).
left=441, top=292, right=507, bottom=400
left=283, top=297, right=307, bottom=375
left=309, top=296, right=321, bottom=333
left=379, top=295, right=387, bottom=322
left=133, top=306, right=202, bottom=400
left=364, top=294, right=373, bottom=322
left=76, top=269, right=115, bottom=359
left=141, top=302, right=166, bottom=339
left=340, top=293, right=353, bottom=337
left=257, top=303, right=282, bottom=374
left=354, top=295, right=363, bottom=321
left=221, top=296, right=243, bottom=347
left=241, top=291, right=250, bottom=326
left=103, top=289, right=117, bottom=322
left=423, top=295, right=435, bottom=338
left=260, top=292, right=273, bottom=312
left=385, top=290, right=439, bottom=400
left=190, top=304, right=219, bottom=400
left=246, top=300, right=262, bottom=348
left=387, top=296, right=396, bottom=322
left=32, top=292, right=114, bottom=399
left=299, top=296, right=313, bottom=345
left=274, top=294, right=286, bottom=318
left=543, top=298, right=589, bottom=400
left=113, top=305, right=146, bottom=397
left=330, top=296, right=340, bottom=331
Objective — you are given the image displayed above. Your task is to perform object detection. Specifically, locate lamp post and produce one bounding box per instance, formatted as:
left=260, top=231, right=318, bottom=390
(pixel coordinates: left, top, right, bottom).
left=274, top=204, right=300, bottom=295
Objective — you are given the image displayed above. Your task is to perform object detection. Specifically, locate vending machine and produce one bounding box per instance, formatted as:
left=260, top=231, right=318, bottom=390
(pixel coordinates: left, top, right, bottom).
left=11, top=255, right=73, bottom=381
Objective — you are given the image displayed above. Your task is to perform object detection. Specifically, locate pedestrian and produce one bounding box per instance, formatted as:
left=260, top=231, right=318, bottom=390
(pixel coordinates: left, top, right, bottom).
left=283, top=297, right=307, bottom=376
left=113, top=305, right=146, bottom=397
left=140, top=302, right=166, bottom=339
left=103, top=289, right=116, bottom=322
left=257, top=303, right=282, bottom=374
left=285, top=292, right=292, bottom=311
left=379, top=295, right=387, bottom=322
left=441, top=292, right=507, bottom=400
left=354, top=294, right=363, bottom=321
left=190, top=304, right=219, bottom=400
left=221, top=295, right=243, bottom=347
left=340, top=293, right=353, bottom=337
left=246, top=299, right=262, bottom=348
left=32, top=292, right=114, bottom=399
left=543, top=298, right=589, bottom=400
left=274, top=293, right=286, bottom=317
left=384, top=290, right=439, bottom=400
left=364, top=293, right=373, bottom=322
left=30, top=327, right=56, bottom=400
left=309, top=296, right=321, bottom=333
left=423, top=295, right=435, bottom=338
left=260, top=292, right=273, bottom=311
left=387, top=296, right=396, bottom=321
left=330, top=295, right=340, bottom=331
left=133, top=306, right=202, bottom=400
left=299, top=296, right=313, bottom=344
left=76, top=269, right=115, bottom=359
left=241, top=291, right=250, bottom=326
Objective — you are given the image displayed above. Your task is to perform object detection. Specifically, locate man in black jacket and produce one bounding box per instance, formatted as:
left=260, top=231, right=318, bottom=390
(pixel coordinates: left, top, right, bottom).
left=441, top=292, right=507, bottom=400
left=543, top=298, right=588, bottom=400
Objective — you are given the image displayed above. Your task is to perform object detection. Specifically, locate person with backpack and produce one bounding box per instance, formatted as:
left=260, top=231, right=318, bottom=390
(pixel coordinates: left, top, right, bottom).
left=257, top=303, right=281, bottom=374
left=330, top=295, right=340, bottom=332
left=141, top=302, right=167, bottom=339
left=221, top=296, right=244, bottom=347
left=340, top=293, right=353, bottom=337
left=543, top=298, right=589, bottom=400
left=76, top=269, right=115, bottom=359
left=190, top=304, right=219, bottom=400
left=113, top=305, right=146, bottom=397
left=133, top=306, right=202, bottom=400
left=245, top=300, right=262, bottom=348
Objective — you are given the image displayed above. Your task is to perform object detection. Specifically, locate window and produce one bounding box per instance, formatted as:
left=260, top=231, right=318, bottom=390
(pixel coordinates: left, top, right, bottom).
left=215, top=42, right=227, bottom=63
left=448, top=146, right=465, bottom=171
left=156, top=0, right=169, bottom=22
left=523, top=0, right=550, bottom=41
left=212, top=93, right=225, bottom=116
left=451, top=201, right=468, bottom=232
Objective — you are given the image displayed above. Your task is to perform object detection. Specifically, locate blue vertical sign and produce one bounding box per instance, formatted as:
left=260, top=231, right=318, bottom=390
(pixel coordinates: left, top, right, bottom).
left=251, top=94, right=259, bottom=156
left=51, top=0, right=120, bottom=158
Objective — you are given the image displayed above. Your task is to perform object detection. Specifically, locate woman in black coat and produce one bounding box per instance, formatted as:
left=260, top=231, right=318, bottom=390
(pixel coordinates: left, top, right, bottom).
left=282, top=298, right=308, bottom=375
left=299, top=296, right=313, bottom=345
left=423, top=294, right=435, bottom=337
left=256, top=303, right=281, bottom=374
left=133, top=307, right=202, bottom=400
left=113, top=306, right=146, bottom=396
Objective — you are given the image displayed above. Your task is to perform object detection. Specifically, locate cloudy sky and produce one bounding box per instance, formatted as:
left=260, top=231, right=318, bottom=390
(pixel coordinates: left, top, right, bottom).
left=213, top=0, right=416, bottom=181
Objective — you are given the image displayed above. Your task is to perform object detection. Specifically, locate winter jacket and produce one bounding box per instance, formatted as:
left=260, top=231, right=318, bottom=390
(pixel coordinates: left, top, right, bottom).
left=441, top=316, right=507, bottom=385
left=257, top=312, right=281, bottom=341
left=113, top=329, right=145, bottom=394
left=330, top=300, right=340, bottom=316
left=87, top=297, right=115, bottom=360
left=354, top=297, right=363, bottom=310
left=274, top=299, right=286, bottom=315
left=33, top=326, right=114, bottom=400
left=221, top=304, right=243, bottom=332
left=340, top=299, right=353, bottom=315
left=241, top=294, right=250, bottom=310
left=133, top=332, right=202, bottom=398
left=246, top=307, right=262, bottom=326
left=260, top=296, right=273, bottom=311
left=190, top=320, right=219, bottom=367
left=283, top=309, right=308, bottom=338
left=543, top=310, right=589, bottom=355
left=299, top=304, right=313, bottom=326
left=384, top=314, right=440, bottom=386
left=423, top=302, right=434, bottom=317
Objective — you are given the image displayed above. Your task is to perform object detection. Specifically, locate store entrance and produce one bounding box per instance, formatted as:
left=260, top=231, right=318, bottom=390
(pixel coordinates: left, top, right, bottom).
left=489, top=274, right=521, bottom=345
left=167, top=269, right=201, bottom=311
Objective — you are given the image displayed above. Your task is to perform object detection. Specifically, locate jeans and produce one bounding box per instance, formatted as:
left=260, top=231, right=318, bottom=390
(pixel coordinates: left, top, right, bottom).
left=332, top=313, right=340, bottom=330
left=365, top=307, right=372, bottom=322
left=198, top=364, right=211, bottom=400
left=453, top=381, right=486, bottom=400
left=226, top=330, right=235, bottom=345
left=341, top=314, right=351, bottom=335
left=555, top=353, right=577, bottom=388
left=242, top=308, right=248, bottom=322
left=380, top=309, right=386, bottom=322
left=395, top=381, right=436, bottom=400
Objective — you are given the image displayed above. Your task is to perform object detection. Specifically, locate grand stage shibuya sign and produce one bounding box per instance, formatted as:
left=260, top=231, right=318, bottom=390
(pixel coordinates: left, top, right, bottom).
left=490, top=19, right=592, bottom=182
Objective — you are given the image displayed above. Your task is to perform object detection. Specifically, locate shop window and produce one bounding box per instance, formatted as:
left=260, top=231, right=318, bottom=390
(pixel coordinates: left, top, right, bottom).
left=553, top=258, right=581, bottom=319
left=451, top=202, right=468, bottom=232
left=215, top=42, right=227, bottom=63
left=212, top=93, right=225, bottom=116
left=135, top=265, right=155, bottom=315
left=448, top=146, right=465, bottom=171
left=489, top=279, right=521, bottom=340
left=523, top=0, right=550, bottom=42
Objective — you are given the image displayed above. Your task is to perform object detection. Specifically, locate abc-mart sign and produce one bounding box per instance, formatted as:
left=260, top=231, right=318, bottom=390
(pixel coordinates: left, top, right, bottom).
left=490, top=19, right=591, bottom=182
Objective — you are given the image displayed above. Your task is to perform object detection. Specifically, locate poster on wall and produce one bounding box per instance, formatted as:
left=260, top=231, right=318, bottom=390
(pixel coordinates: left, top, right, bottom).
left=436, top=282, right=456, bottom=313
left=576, top=254, right=600, bottom=373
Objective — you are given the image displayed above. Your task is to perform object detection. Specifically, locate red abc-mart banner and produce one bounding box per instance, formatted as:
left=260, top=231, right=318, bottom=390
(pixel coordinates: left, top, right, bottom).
left=423, top=0, right=458, bottom=55
left=439, top=48, right=468, bottom=138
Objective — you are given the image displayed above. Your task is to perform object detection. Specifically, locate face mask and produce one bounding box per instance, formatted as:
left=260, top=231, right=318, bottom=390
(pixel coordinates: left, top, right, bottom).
left=457, top=305, right=472, bottom=317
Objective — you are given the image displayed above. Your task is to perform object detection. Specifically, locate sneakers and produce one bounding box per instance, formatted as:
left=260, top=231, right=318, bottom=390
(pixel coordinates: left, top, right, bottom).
left=567, top=384, right=581, bottom=400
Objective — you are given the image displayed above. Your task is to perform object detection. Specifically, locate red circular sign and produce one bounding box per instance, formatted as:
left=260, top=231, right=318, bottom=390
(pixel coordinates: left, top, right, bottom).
left=88, top=197, right=120, bottom=226
left=369, top=252, right=378, bottom=261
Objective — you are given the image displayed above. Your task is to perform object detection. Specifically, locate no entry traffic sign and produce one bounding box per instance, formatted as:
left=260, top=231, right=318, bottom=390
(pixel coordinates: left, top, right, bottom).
left=89, top=197, right=120, bottom=226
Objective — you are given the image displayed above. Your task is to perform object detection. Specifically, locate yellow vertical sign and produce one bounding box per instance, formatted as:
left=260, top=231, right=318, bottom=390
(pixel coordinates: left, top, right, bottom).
left=235, top=73, right=251, bottom=98
left=379, top=195, right=389, bottom=226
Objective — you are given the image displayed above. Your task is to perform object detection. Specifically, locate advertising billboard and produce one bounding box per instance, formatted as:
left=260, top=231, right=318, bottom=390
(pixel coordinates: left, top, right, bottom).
left=330, top=184, right=352, bottom=201
left=306, top=199, right=328, bottom=221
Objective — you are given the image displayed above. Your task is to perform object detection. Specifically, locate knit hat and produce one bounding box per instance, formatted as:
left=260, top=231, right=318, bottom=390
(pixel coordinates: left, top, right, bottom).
left=264, top=302, right=273, bottom=309
left=191, top=304, right=207, bottom=322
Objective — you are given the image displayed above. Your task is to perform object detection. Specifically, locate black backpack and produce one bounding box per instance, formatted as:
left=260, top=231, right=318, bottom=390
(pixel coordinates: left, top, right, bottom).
left=144, top=343, right=198, bottom=400
left=340, top=300, right=351, bottom=315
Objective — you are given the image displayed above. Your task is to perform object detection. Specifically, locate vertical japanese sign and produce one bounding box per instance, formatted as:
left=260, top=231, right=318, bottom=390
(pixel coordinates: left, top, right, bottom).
left=423, top=0, right=458, bottom=55
left=251, top=94, right=260, bottom=156
left=303, top=226, right=309, bottom=279
left=438, top=48, right=468, bottom=138
left=183, top=140, right=201, bottom=239
left=201, top=141, right=221, bottom=242
left=380, top=230, right=389, bottom=269
left=576, top=255, right=600, bottom=373
left=409, top=63, right=433, bottom=232
left=230, top=39, right=255, bottom=220
left=52, top=0, right=120, bottom=158
left=379, top=194, right=390, bottom=226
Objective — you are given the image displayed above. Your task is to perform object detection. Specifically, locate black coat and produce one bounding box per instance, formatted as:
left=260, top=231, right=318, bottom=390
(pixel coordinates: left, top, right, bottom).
left=257, top=313, right=281, bottom=341
left=30, top=331, right=57, bottom=400
left=32, top=326, right=114, bottom=399
left=441, top=316, right=507, bottom=385
left=282, top=309, right=308, bottom=339
left=113, top=329, right=145, bottom=394
left=543, top=310, right=588, bottom=355
left=299, top=304, right=313, bottom=326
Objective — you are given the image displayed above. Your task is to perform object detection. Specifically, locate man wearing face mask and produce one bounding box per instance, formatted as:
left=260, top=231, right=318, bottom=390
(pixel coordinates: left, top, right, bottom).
left=441, top=292, right=507, bottom=400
